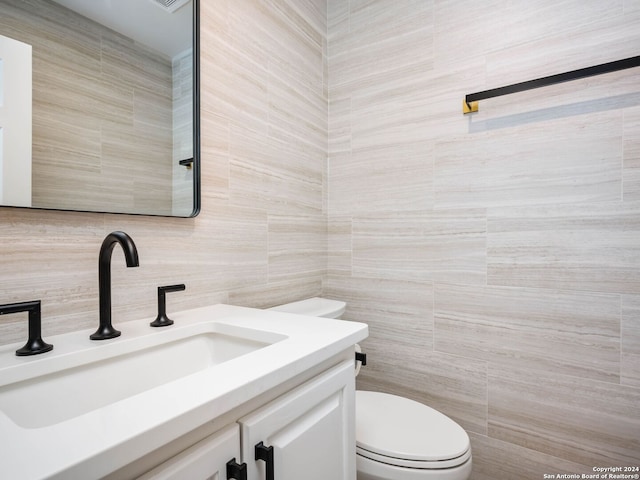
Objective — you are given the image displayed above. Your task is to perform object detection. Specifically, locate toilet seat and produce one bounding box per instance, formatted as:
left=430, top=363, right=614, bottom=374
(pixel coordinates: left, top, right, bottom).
left=356, top=391, right=471, bottom=470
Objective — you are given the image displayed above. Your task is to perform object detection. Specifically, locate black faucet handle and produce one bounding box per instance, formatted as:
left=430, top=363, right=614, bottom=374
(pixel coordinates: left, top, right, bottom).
left=0, top=300, right=53, bottom=356
left=150, top=284, right=186, bottom=327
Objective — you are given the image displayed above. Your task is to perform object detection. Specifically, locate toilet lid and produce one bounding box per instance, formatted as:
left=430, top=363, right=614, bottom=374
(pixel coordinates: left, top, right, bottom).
left=356, top=391, right=470, bottom=464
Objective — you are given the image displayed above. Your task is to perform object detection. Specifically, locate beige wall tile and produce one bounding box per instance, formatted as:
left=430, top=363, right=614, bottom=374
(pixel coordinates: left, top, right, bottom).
left=328, top=96, right=351, bottom=154
left=324, top=274, right=434, bottom=350
left=485, top=6, right=635, bottom=88
left=267, top=72, right=327, bottom=151
left=488, top=202, right=640, bottom=294
left=626, top=0, right=640, bottom=12
left=433, top=0, right=516, bottom=69
left=357, top=347, right=488, bottom=435
left=199, top=112, right=230, bottom=203
left=352, top=210, right=487, bottom=284
left=622, top=294, right=640, bottom=387
left=624, top=106, right=640, bottom=202
left=268, top=214, right=327, bottom=282
left=435, top=284, right=620, bottom=382
left=330, top=0, right=433, bottom=89
left=327, top=1, right=639, bottom=477
left=469, top=432, right=593, bottom=480
left=229, top=277, right=322, bottom=309
left=348, top=65, right=435, bottom=149
left=329, top=141, right=434, bottom=214
left=99, top=205, right=269, bottom=322
left=229, top=128, right=323, bottom=214
left=0, top=208, right=104, bottom=344
left=327, top=0, right=348, bottom=49
left=435, top=111, right=622, bottom=209
left=327, top=216, right=352, bottom=276
left=489, top=366, right=640, bottom=465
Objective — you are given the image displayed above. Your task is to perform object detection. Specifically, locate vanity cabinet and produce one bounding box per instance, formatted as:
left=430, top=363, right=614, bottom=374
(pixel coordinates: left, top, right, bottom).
left=240, top=359, right=355, bottom=480
left=137, top=424, right=241, bottom=480
left=137, top=359, right=355, bottom=480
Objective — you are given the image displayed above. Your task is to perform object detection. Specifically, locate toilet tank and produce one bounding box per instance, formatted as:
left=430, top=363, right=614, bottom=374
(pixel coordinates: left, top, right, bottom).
left=268, top=297, right=346, bottom=319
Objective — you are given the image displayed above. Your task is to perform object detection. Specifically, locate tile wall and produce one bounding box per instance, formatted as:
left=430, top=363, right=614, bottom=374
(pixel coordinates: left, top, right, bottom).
left=326, top=0, right=640, bottom=477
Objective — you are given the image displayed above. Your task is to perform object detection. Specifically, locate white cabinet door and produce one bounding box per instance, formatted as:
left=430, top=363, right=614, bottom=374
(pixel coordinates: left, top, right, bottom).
left=240, top=360, right=356, bottom=480
left=138, top=423, right=244, bottom=480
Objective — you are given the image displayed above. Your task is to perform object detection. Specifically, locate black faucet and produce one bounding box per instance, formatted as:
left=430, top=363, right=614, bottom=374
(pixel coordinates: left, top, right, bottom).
left=91, top=231, right=139, bottom=340
left=0, top=300, right=53, bottom=356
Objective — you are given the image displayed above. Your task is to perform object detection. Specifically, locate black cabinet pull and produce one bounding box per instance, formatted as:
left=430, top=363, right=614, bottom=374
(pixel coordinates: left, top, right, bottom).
left=226, top=458, right=247, bottom=480
left=255, top=442, right=274, bottom=480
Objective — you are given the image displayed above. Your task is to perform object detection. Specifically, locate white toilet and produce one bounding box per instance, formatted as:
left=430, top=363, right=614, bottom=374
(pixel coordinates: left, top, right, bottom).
left=269, top=297, right=472, bottom=480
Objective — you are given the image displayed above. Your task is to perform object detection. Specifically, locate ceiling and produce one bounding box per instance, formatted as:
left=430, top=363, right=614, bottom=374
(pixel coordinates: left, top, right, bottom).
left=51, top=0, right=193, bottom=59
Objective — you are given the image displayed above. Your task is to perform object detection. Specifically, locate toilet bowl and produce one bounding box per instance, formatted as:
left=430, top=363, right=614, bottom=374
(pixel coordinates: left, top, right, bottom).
left=269, top=297, right=472, bottom=480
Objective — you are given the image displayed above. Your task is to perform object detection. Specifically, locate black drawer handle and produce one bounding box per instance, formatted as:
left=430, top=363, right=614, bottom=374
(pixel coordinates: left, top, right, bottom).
left=255, top=442, right=274, bottom=480
left=226, top=458, right=247, bottom=480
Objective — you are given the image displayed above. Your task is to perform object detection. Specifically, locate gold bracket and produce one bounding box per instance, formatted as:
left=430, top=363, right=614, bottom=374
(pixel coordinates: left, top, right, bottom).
left=463, top=100, right=478, bottom=114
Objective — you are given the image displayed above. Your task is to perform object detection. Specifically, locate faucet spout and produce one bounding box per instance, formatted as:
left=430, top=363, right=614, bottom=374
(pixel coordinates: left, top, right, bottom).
left=91, top=231, right=139, bottom=340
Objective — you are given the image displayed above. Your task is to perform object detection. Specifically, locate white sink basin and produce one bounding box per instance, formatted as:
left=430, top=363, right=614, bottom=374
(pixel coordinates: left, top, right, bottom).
left=0, top=326, right=276, bottom=428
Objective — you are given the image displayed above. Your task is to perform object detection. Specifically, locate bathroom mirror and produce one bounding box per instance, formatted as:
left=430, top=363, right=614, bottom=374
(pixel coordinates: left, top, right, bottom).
left=0, top=0, right=200, bottom=217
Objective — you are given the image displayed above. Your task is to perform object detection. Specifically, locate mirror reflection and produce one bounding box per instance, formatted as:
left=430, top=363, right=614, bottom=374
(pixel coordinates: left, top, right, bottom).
left=0, top=0, right=199, bottom=217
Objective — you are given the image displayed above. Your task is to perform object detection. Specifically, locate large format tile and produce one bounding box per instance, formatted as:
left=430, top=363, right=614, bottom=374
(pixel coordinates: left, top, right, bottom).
left=433, top=0, right=519, bottom=68
left=329, top=141, right=434, bottom=214
left=229, top=276, right=322, bottom=309
left=488, top=202, right=640, bottom=294
left=434, top=284, right=620, bottom=382
left=268, top=214, right=327, bottom=282
left=435, top=111, right=622, bottom=209
left=102, top=205, right=269, bottom=321
left=282, top=0, right=326, bottom=38
left=258, top=0, right=324, bottom=96
left=353, top=210, right=486, bottom=284
left=198, top=112, right=230, bottom=204
left=229, top=127, right=323, bottom=214
left=324, top=275, right=434, bottom=350
left=327, top=216, right=352, bottom=276
left=0, top=208, right=104, bottom=344
left=484, top=5, right=635, bottom=88
left=267, top=68, right=327, bottom=151
left=327, top=95, right=351, bottom=155
left=469, top=432, right=592, bottom=480
left=348, top=64, right=435, bottom=150
left=329, top=0, right=433, bottom=89
left=622, top=295, right=640, bottom=387
left=357, top=347, right=488, bottom=435
left=624, top=106, right=640, bottom=202
left=489, top=366, right=640, bottom=465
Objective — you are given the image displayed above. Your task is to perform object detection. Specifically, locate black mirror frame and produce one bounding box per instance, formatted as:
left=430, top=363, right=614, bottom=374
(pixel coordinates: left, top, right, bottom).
left=190, top=0, right=201, bottom=218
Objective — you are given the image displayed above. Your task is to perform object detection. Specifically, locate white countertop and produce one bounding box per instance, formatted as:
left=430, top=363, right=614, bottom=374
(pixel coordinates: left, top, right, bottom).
left=0, top=304, right=368, bottom=479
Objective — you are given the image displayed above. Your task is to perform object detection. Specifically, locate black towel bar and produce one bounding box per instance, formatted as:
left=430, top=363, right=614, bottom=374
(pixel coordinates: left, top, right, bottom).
left=463, top=55, right=640, bottom=113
